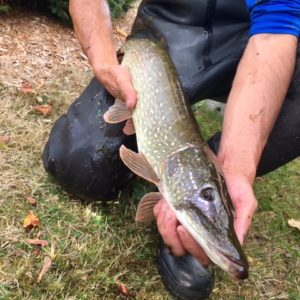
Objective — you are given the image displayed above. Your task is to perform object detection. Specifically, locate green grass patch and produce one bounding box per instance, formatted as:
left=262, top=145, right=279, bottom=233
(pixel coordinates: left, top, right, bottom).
left=1, top=83, right=299, bottom=300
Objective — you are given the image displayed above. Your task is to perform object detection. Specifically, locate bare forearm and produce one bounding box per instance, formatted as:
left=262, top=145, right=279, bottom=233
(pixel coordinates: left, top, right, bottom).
left=69, top=0, right=137, bottom=104
left=219, top=34, right=297, bottom=182
left=69, top=0, right=118, bottom=69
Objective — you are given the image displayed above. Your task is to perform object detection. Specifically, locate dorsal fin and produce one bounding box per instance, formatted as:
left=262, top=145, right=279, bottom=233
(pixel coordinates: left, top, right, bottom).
left=120, top=145, right=160, bottom=184
left=135, top=192, right=161, bottom=222
left=103, top=99, right=133, bottom=124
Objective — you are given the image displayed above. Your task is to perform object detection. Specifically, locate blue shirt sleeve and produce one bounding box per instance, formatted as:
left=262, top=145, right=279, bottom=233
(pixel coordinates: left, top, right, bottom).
left=245, top=0, right=300, bottom=37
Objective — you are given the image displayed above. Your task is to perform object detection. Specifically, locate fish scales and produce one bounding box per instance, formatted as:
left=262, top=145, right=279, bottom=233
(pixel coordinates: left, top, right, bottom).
left=121, top=39, right=206, bottom=175
left=104, top=38, right=249, bottom=279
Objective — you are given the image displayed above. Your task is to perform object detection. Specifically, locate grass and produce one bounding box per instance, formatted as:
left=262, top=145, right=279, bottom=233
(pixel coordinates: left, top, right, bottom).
left=0, top=73, right=300, bottom=300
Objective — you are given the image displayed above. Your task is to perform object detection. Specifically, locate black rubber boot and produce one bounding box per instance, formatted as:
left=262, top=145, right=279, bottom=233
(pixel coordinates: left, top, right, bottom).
left=157, top=239, right=214, bottom=300
left=43, top=77, right=137, bottom=201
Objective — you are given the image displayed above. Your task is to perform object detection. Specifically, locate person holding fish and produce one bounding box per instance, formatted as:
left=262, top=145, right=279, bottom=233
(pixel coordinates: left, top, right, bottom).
left=44, top=0, right=300, bottom=299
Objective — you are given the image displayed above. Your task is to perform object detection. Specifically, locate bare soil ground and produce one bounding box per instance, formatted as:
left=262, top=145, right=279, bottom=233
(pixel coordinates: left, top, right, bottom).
left=0, top=5, right=300, bottom=300
left=0, top=4, right=136, bottom=88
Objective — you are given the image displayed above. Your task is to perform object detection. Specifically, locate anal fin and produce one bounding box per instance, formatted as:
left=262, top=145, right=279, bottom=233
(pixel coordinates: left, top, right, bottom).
left=120, top=145, right=159, bottom=184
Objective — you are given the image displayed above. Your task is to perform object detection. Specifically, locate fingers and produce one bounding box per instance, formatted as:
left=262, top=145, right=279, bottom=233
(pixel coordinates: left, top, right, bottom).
left=224, top=174, right=258, bottom=245
left=94, top=64, right=137, bottom=108
left=153, top=199, right=211, bottom=267
left=154, top=199, right=186, bottom=256
left=117, top=66, right=137, bottom=108
left=177, top=226, right=211, bottom=266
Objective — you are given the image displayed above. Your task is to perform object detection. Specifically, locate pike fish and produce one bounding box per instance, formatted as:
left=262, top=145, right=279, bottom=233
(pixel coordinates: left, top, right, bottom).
left=104, top=38, right=249, bottom=279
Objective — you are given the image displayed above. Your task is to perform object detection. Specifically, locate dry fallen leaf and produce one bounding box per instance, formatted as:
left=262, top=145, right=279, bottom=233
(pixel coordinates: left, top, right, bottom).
left=37, top=256, right=52, bottom=283
left=79, top=51, right=88, bottom=60
left=247, top=256, right=254, bottom=263
left=116, top=26, right=128, bottom=38
left=27, top=239, right=49, bottom=247
left=22, top=81, right=33, bottom=93
left=117, top=283, right=130, bottom=296
left=35, top=80, right=45, bottom=91
left=0, top=135, right=10, bottom=144
left=288, top=219, right=300, bottom=231
left=23, top=211, right=40, bottom=229
left=36, top=96, right=43, bottom=103
left=32, top=105, right=52, bottom=116
left=27, top=196, right=37, bottom=206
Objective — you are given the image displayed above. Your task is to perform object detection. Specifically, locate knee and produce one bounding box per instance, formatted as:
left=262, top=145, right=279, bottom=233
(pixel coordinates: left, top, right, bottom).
left=43, top=77, right=137, bottom=201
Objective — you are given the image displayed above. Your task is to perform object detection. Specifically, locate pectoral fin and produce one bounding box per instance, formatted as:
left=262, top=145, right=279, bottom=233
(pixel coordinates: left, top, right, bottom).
left=135, top=192, right=161, bottom=222
left=204, top=145, right=223, bottom=175
left=103, top=99, right=133, bottom=124
left=120, top=145, right=160, bottom=184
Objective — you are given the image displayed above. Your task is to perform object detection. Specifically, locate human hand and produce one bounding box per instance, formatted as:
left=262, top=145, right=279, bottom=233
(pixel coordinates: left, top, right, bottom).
left=153, top=198, right=211, bottom=265
left=153, top=172, right=257, bottom=265
left=93, top=64, right=137, bottom=108
left=69, top=0, right=137, bottom=107
left=222, top=172, right=258, bottom=244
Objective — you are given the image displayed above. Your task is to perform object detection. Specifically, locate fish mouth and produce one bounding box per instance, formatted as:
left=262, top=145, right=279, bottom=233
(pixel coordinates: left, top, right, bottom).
left=173, top=211, right=249, bottom=279
left=191, top=232, right=249, bottom=280
left=218, top=249, right=249, bottom=280
left=190, top=223, right=249, bottom=279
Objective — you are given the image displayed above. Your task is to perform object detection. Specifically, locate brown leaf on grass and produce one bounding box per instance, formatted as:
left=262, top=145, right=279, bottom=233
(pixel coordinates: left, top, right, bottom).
left=0, top=135, right=10, bottom=144
left=32, top=105, right=52, bottom=116
left=36, top=96, right=43, bottom=103
left=37, top=256, right=52, bottom=283
left=21, top=81, right=33, bottom=93
left=117, top=283, right=130, bottom=296
left=79, top=51, right=88, bottom=60
left=27, top=239, right=49, bottom=247
left=116, top=26, right=128, bottom=38
left=27, top=196, right=37, bottom=206
left=288, top=219, right=300, bottom=231
left=35, top=80, right=45, bottom=91
left=23, top=211, right=40, bottom=229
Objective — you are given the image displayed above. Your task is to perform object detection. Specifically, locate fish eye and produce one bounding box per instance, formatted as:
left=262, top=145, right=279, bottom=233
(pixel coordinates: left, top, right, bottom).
left=200, top=187, right=214, bottom=201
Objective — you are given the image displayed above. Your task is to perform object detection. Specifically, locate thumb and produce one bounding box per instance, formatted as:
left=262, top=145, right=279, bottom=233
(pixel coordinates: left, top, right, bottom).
left=118, top=66, right=137, bottom=108
left=233, top=187, right=257, bottom=244
left=123, top=86, right=137, bottom=109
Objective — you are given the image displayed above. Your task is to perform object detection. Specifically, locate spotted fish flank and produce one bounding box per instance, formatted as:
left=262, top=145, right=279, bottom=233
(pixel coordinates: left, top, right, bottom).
left=104, top=38, right=249, bottom=280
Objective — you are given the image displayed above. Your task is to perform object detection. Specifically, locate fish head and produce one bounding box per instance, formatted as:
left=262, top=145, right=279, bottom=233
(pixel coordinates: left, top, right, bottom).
left=161, top=145, right=249, bottom=279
